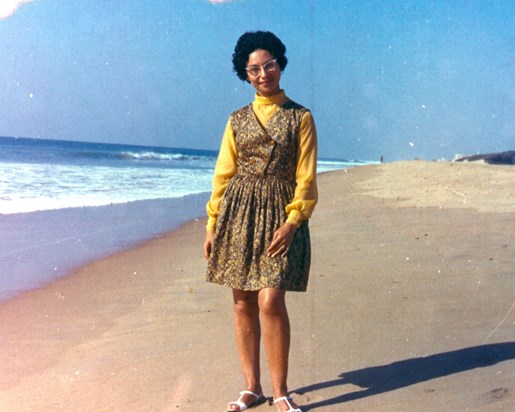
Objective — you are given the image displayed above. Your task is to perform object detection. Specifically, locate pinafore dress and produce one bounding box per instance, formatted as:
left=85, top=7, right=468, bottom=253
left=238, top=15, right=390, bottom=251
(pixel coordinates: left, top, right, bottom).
left=206, top=100, right=311, bottom=292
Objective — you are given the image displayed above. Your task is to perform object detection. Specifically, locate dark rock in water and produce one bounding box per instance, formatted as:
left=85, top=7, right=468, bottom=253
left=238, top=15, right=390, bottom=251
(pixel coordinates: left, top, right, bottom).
left=456, top=151, right=515, bottom=165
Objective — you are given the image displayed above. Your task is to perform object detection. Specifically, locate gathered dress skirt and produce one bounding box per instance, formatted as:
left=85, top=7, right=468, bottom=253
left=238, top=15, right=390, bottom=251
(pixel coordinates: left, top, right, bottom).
left=206, top=173, right=310, bottom=292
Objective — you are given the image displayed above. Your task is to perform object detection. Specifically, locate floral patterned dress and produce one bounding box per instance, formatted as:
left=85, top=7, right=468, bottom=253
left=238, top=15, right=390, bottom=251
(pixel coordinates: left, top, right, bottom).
left=206, top=100, right=311, bottom=291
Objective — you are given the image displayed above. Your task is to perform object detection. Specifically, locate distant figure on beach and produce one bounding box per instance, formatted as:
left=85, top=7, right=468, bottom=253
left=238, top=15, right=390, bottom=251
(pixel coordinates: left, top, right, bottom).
left=203, top=31, right=318, bottom=412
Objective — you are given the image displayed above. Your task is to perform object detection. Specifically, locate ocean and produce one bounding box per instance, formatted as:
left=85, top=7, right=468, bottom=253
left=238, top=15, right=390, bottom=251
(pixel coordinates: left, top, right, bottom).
left=0, top=136, right=373, bottom=301
left=0, top=136, right=219, bottom=215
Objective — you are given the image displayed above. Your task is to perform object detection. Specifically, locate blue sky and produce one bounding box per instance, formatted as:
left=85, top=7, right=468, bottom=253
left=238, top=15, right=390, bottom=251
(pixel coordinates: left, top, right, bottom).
left=0, top=0, right=513, bottom=161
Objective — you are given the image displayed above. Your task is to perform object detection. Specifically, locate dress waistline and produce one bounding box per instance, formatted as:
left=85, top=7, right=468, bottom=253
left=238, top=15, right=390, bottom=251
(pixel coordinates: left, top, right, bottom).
left=235, top=172, right=295, bottom=185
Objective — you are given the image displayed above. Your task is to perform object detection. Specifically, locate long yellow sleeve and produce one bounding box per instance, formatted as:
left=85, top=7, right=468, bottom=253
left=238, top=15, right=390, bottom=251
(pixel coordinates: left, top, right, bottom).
left=285, top=111, right=318, bottom=226
left=205, top=119, right=238, bottom=232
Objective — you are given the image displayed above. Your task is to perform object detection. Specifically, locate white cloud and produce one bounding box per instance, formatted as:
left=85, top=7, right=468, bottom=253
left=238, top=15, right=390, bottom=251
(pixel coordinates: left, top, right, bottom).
left=0, top=0, right=37, bottom=20
left=207, top=0, right=235, bottom=4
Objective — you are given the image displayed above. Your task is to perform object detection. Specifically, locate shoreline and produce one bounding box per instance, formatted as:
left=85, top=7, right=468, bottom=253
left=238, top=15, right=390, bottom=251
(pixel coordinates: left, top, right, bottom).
left=0, top=160, right=514, bottom=411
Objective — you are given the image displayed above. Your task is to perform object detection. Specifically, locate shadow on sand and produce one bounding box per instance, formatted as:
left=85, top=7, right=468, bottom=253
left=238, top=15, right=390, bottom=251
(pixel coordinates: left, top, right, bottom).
left=294, top=342, right=515, bottom=410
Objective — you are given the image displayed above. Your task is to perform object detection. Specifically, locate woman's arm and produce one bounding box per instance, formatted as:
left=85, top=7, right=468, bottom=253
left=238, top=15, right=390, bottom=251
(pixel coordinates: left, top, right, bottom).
left=285, top=110, right=318, bottom=225
left=206, top=118, right=238, bottom=231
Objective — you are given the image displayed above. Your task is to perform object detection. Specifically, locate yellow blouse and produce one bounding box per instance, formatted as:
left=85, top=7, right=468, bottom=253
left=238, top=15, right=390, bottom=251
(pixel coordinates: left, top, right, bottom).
left=206, top=91, right=318, bottom=232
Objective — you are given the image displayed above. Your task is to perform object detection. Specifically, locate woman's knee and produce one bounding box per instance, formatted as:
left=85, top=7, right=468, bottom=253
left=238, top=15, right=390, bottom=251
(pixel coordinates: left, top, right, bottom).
left=258, top=288, right=287, bottom=317
left=232, top=289, right=259, bottom=315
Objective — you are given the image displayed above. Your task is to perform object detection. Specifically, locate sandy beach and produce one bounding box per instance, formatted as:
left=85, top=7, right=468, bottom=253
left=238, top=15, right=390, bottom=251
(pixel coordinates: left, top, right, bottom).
left=0, top=160, right=513, bottom=411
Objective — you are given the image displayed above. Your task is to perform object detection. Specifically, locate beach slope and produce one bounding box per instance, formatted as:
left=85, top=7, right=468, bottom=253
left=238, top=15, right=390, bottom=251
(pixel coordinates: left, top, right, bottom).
left=0, top=161, right=513, bottom=411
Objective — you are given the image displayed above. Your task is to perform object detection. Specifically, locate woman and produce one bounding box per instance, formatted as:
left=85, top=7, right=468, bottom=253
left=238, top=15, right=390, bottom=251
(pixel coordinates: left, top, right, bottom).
left=203, top=31, right=317, bottom=412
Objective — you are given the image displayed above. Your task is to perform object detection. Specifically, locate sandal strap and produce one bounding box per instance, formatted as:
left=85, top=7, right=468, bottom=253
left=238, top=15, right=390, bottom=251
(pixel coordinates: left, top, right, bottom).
left=227, top=391, right=263, bottom=411
left=240, top=390, right=261, bottom=399
left=227, top=400, right=247, bottom=410
left=274, top=396, right=303, bottom=412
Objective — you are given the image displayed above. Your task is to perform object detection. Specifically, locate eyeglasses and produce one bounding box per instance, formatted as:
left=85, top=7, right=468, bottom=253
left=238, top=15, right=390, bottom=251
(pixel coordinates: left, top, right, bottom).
left=245, top=59, right=278, bottom=77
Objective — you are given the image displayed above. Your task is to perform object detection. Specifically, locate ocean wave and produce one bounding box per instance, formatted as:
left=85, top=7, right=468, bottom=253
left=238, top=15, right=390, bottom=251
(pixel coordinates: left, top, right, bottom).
left=70, top=149, right=214, bottom=165
left=118, top=151, right=188, bottom=161
left=0, top=162, right=214, bottom=214
left=317, top=159, right=378, bottom=172
left=0, top=136, right=218, bottom=168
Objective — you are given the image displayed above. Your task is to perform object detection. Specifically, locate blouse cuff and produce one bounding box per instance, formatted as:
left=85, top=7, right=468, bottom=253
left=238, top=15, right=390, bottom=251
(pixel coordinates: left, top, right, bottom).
left=286, top=210, right=303, bottom=226
left=206, top=217, right=217, bottom=232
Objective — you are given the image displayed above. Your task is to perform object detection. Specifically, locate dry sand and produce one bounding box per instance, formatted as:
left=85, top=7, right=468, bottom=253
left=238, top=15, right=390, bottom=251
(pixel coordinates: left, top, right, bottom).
left=0, top=160, right=513, bottom=411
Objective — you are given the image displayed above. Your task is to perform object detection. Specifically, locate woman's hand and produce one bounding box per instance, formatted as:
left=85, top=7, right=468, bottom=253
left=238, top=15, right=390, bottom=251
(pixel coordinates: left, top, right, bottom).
left=204, top=230, right=214, bottom=261
left=267, top=222, right=297, bottom=258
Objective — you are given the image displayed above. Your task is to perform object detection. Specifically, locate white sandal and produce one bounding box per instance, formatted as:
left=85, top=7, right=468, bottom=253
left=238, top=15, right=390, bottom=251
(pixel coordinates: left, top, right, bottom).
left=274, top=396, right=303, bottom=412
left=227, top=390, right=266, bottom=411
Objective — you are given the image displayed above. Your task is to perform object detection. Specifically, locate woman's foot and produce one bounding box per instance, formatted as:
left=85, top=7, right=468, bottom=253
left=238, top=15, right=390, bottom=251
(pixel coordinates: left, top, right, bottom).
left=227, top=390, right=266, bottom=411
left=274, top=396, right=302, bottom=412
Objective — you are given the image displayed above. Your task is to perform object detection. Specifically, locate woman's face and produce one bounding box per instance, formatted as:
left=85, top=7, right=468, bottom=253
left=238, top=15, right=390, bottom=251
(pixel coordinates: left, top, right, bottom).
left=246, top=49, right=281, bottom=97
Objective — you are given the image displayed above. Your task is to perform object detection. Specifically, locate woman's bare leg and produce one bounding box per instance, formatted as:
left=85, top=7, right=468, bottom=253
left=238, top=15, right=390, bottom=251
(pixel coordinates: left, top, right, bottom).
left=230, top=289, right=262, bottom=409
left=258, top=288, right=300, bottom=410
